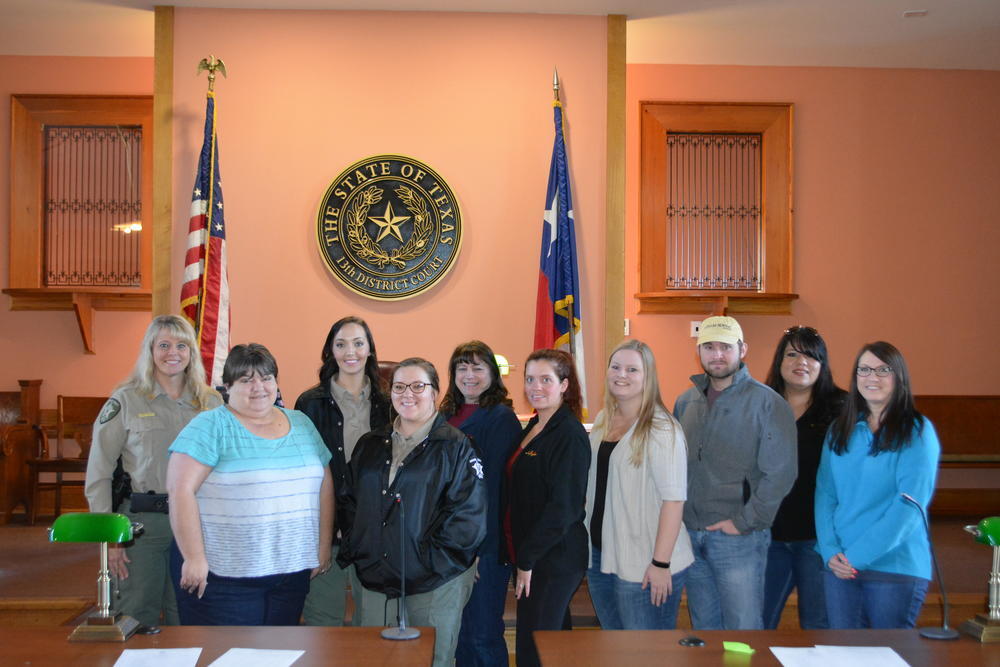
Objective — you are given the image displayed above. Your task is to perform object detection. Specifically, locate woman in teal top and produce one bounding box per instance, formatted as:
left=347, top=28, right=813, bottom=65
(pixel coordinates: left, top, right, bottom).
left=815, top=341, right=940, bottom=629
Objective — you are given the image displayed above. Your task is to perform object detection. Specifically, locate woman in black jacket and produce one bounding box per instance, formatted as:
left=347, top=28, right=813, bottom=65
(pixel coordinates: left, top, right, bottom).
left=294, top=316, right=390, bottom=626
left=339, top=357, right=487, bottom=667
left=503, top=349, right=590, bottom=667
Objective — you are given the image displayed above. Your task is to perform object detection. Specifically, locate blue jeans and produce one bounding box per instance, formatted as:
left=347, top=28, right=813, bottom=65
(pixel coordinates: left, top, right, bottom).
left=455, top=554, right=511, bottom=667
left=823, top=570, right=929, bottom=629
left=588, top=546, right=686, bottom=630
left=170, top=542, right=310, bottom=625
left=763, top=539, right=828, bottom=629
left=684, top=528, right=769, bottom=630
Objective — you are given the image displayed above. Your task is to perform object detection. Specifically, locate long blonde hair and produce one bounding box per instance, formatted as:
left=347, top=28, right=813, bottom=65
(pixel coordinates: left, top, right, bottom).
left=593, top=339, right=677, bottom=466
left=120, top=315, right=218, bottom=410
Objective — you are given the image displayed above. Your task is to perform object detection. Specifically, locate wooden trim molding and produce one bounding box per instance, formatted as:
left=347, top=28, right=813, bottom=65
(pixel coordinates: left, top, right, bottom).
left=637, top=102, right=797, bottom=315
left=604, top=14, right=626, bottom=358
left=5, top=95, right=154, bottom=353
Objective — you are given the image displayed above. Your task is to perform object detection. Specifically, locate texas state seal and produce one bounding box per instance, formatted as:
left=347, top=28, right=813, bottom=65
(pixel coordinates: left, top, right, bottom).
left=316, top=155, right=462, bottom=300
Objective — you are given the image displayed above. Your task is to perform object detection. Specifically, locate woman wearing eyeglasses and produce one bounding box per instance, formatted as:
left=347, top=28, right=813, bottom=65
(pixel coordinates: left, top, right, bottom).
left=815, top=341, right=941, bottom=629
left=762, top=326, right=845, bottom=629
left=338, top=357, right=487, bottom=667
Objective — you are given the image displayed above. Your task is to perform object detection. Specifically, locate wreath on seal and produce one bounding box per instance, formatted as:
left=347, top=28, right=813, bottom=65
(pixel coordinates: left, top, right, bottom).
left=346, top=185, right=433, bottom=269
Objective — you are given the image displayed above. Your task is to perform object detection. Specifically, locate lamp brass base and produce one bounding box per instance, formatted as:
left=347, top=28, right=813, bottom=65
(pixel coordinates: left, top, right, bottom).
left=959, top=614, right=1000, bottom=642
left=68, top=612, right=141, bottom=642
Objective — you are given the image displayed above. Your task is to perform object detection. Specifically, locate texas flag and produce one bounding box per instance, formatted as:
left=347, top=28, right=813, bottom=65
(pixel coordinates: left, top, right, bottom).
left=533, top=100, right=587, bottom=409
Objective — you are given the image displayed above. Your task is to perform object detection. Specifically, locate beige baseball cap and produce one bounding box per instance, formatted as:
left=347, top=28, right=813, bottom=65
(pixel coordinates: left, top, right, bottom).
left=697, top=316, right=743, bottom=346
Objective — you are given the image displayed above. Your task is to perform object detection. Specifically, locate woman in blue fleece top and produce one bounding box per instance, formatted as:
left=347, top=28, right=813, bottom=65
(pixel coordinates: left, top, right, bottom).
left=815, top=341, right=940, bottom=629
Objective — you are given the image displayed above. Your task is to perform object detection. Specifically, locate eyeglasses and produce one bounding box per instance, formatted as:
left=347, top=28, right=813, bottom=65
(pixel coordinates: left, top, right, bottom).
left=856, top=366, right=892, bottom=377
left=391, top=381, right=430, bottom=395
left=784, top=325, right=819, bottom=336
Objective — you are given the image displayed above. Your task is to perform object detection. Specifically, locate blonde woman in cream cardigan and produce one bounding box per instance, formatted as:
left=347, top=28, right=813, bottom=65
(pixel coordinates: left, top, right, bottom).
left=584, top=339, right=693, bottom=629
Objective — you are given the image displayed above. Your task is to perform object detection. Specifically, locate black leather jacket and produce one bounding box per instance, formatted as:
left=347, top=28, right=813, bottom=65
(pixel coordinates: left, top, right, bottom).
left=294, top=382, right=390, bottom=537
left=337, top=413, right=487, bottom=597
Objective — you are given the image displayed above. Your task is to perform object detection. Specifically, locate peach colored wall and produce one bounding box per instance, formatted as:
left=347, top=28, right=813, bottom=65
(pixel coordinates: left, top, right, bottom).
left=626, top=65, right=1000, bottom=404
left=0, top=56, right=153, bottom=407
left=171, top=9, right=608, bottom=412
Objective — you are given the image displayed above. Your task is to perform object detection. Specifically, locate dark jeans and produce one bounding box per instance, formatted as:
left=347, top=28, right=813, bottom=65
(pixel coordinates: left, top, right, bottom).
left=456, top=554, right=512, bottom=667
left=170, top=541, right=310, bottom=626
left=515, top=564, right=583, bottom=667
left=763, top=539, right=828, bottom=629
left=823, top=569, right=929, bottom=629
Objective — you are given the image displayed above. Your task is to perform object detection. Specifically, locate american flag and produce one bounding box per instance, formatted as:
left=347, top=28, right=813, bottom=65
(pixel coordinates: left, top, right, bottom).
left=533, top=98, right=587, bottom=412
left=180, top=91, right=230, bottom=387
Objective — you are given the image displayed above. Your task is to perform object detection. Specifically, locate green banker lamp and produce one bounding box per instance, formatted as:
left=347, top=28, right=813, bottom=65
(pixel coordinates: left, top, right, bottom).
left=960, top=516, right=1000, bottom=642
left=49, top=512, right=143, bottom=642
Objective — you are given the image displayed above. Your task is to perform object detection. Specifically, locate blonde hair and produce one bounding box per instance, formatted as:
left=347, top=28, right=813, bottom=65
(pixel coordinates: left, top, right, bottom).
left=120, top=314, right=219, bottom=410
left=593, top=339, right=677, bottom=467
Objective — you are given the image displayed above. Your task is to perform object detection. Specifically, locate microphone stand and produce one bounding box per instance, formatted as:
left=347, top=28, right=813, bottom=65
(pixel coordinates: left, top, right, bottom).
left=901, top=492, right=959, bottom=639
left=382, top=493, right=420, bottom=640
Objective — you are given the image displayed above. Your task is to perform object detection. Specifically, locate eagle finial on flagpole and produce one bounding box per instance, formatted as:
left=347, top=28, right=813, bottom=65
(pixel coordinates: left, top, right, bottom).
left=553, top=67, right=560, bottom=103
left=197, top=55, right=227, bottom=92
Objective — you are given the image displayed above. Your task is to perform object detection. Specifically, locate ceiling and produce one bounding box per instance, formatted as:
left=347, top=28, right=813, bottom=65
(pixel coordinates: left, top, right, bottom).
left=2, top=0, right=999, bottom=70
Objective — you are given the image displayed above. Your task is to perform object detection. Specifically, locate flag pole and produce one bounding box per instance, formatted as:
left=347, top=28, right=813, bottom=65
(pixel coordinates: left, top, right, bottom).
left=552, top=67, right=576, bottom=359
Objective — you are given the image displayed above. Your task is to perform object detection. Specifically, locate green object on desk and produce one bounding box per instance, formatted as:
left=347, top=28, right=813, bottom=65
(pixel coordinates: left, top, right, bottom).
left=968, top=516, right=1000, bottom=547
left=723, top=641, right=755, bottom=655
left=48, top=512, right=143, bottom=642
left=49, top=512, right=135, bottom=544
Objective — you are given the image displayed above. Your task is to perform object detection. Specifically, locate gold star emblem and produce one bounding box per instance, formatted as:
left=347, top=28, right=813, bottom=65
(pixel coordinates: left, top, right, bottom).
left=368, top=202, right=410, bottom=243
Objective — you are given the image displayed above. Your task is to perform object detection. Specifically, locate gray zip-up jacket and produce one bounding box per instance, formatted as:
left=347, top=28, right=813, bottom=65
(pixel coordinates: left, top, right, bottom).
left=673, top=365, right=797, bottom=533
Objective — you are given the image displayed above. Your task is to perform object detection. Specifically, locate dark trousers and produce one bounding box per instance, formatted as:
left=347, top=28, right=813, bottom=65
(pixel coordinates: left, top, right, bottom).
left=456, top=554, right=512, bottom=667
left=514, top=566, right=584, bottom=667
left=170, top=541, right=310, bottom=626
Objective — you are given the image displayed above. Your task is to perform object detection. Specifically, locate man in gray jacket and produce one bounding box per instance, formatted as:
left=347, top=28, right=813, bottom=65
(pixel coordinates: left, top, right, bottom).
left=673, top=316, right=797, bottom=630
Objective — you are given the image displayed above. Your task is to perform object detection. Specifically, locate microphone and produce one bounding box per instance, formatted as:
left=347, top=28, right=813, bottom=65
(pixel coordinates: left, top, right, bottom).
left=901, top=492, right=959, bottom=640
left=381, top=493, right=420, bottom=640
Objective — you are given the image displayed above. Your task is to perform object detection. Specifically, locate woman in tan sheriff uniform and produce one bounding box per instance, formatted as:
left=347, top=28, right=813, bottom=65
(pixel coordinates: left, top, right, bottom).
left=85, top=315, right=220, bottom=627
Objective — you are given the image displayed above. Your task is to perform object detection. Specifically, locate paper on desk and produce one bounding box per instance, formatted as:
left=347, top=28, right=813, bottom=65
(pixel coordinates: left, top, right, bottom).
left=771, top=645, right=911, bottom=667
left=114, top=647, right=202, bottom=667
left=208, top=648, right=305, bottom=667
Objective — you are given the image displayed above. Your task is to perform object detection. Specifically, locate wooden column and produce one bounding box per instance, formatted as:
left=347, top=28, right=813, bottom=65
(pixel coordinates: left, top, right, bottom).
left=152, top=6, right=174, bottom=316
left=604, top=15, right=626, bottom=359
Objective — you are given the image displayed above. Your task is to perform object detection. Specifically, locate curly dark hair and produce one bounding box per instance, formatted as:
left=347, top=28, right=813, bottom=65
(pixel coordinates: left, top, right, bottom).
left=440, top=340, right=513, bottom=417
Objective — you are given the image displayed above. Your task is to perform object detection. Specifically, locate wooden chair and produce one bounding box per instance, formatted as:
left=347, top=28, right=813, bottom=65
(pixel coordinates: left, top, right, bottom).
left=0, top=380, right=42, bottom=523
left=27, top=395, right=105, bottom=524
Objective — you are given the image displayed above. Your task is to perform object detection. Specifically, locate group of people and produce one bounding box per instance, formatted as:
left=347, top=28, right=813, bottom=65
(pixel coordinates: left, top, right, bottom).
left=83, top=313, right=941, bottom=666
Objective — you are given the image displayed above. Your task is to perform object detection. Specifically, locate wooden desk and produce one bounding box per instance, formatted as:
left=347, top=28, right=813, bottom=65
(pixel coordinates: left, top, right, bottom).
left=1, top=625, right=434, bottom=666
left=535, top=629, right=1000, bottom=666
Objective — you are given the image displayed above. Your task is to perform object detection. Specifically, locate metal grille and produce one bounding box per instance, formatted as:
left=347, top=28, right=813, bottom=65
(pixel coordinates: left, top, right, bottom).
left=44, top=125, right=142, bottom=287
left=666, top=132, right=761, bottom=290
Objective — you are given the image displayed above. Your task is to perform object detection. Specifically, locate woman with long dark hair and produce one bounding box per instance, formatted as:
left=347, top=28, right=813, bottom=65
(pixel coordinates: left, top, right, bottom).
left=762, top=326, right=845, bottom=629
left=815, top=341, right=941, bottom=629
left=295, top=316, right=390, bottom=626
left=441, top=341, right=523, bottom=667
left=503, top=349, right=589, bottom=667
